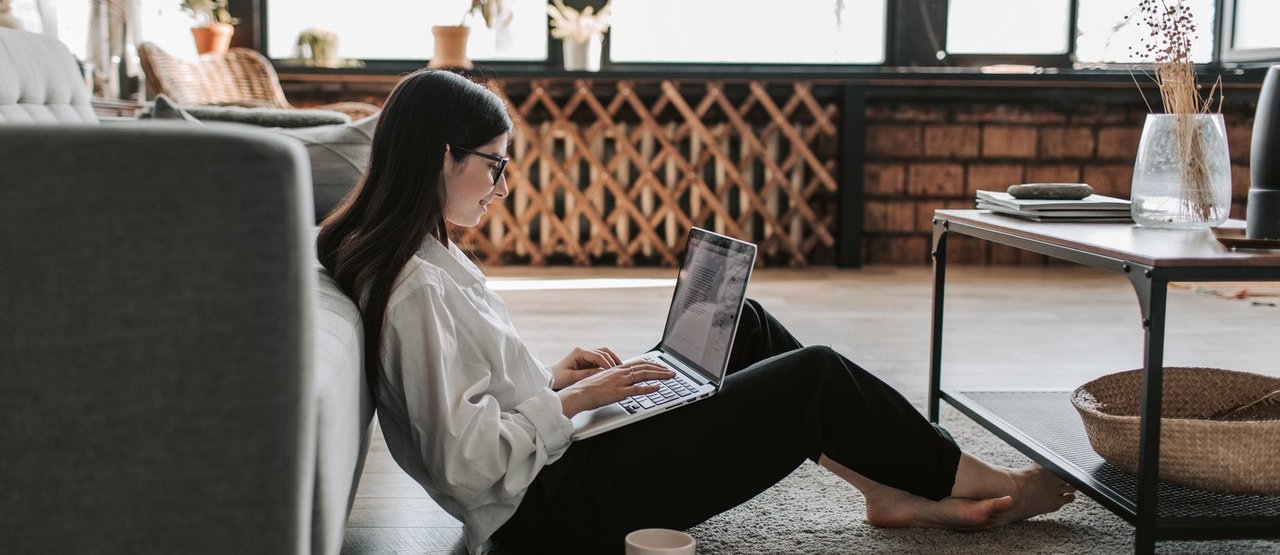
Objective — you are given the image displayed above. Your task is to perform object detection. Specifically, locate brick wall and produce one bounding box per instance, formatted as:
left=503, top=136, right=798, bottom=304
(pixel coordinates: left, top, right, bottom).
left=862, top=95, right=1258, bottom=265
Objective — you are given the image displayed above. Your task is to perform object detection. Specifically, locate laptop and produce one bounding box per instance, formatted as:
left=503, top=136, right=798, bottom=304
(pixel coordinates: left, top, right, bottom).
left=571, top=227, right=757, bottom=440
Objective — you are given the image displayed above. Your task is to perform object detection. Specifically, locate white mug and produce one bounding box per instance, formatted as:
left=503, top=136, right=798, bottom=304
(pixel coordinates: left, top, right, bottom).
left=624, top=528, right=696, bottom=555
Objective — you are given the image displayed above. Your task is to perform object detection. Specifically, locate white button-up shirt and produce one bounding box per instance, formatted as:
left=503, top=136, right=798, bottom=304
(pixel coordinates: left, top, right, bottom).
left=374, top=237, right=573, bottom=554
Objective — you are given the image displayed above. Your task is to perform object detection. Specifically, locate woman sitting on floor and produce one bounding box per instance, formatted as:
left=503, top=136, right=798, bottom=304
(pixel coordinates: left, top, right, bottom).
left=316, top=69, right=1076, bottom=555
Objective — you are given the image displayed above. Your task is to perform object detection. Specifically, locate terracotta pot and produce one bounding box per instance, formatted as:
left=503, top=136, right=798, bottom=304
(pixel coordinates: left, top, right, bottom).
left=428, top=25, right=473, bottom=69
left=191, top=23, right=235, bottom=55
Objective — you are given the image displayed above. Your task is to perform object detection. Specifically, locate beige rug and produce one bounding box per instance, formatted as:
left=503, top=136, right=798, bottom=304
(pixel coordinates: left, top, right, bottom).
left=686, top=403, right=1280, bottom=555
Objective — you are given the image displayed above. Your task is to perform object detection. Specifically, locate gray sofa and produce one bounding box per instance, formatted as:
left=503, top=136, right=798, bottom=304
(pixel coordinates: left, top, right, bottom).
left=0, top=28, right=373, bottom=555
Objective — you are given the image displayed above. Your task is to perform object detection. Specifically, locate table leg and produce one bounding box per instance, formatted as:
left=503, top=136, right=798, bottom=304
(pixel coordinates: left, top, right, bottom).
left=1131, top=274, right=1168, bottom=555
left=928, top=220, right=949, bottom=423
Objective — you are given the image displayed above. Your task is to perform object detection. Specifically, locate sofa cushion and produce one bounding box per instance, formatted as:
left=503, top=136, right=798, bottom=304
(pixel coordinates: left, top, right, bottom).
left=141, top=99, right=376, bottom=222
left=276, top=115, right=378, bottom=221
left=312, top=269, right=374, bottom=555
left=0, top=28, right=96, bottom=124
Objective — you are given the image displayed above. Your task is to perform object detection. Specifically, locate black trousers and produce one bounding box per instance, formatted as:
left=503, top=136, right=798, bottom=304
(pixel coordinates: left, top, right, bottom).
left=494, top=300, right=961, bottom=554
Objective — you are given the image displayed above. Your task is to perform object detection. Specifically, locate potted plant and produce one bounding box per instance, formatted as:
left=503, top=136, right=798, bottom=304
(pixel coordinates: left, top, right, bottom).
left=180, top=0, right=238, bottom=55
left=428, top=0, right=512, bottom=70
left=296, top=28, right=341, bottom=68
left=547, top=0, right=612, bottom=72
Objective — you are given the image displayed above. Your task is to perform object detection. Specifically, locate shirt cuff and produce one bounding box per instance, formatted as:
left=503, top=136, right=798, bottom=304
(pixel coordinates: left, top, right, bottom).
left=515, top=389, right=574, bottom=460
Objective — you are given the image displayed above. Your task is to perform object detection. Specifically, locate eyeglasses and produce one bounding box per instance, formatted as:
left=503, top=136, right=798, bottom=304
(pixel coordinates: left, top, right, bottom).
left=451, top=144, right=509, bottom=183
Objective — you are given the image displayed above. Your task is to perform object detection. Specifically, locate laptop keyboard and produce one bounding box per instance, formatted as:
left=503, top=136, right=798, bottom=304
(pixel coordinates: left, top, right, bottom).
left=618, top=357, right=701, bottom=414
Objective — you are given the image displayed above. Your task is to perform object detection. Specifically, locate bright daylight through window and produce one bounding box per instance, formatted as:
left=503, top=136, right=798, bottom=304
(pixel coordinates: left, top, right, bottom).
left=946, top=0, right=1216, bottom=64
left=609, top=0, right=886, bottom=64
left=946, top=0, right=1071, bottom=55
left=1076, top=0, right=1214, bottom=63
left=1230, top=0, right=1280, bottom=49
left=266, top=0, right=547, bottom=61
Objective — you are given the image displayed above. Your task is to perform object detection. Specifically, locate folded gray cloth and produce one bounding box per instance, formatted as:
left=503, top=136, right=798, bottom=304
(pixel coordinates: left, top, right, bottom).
left=141, top=98, right=350, bottom=128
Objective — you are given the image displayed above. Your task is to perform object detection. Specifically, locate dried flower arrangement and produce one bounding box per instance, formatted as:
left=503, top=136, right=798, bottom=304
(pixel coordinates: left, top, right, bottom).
left=1128, top=0, right=1221, bottom=114
left=547, top=0, right=612, bottom=44
left=1127, top=0, right=1225, bottom=222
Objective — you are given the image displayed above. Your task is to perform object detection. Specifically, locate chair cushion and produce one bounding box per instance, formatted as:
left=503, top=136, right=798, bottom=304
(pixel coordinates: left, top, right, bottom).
left=0, top=28, right=96, bottom=124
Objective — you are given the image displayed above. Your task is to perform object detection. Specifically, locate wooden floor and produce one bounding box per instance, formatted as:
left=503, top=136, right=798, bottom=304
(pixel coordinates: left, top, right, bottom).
left=341, top=264, right=1280, bottom=554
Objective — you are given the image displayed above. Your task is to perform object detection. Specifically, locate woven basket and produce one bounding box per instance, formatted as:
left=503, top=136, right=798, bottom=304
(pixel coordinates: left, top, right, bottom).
left=1071, top=367, right=1280, bottom=496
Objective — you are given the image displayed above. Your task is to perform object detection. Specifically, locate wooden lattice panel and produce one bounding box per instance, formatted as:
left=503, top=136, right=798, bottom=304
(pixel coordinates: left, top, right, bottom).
left=455, top=78, right=841, bottom=267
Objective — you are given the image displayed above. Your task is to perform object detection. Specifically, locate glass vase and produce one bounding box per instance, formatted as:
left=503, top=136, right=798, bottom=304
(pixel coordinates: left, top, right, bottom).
left=1130, top=113, right=1232, bottom=228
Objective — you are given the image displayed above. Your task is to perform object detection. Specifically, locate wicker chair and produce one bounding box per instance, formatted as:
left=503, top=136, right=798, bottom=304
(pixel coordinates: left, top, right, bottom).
left=137, top=42, right=380, bottom=121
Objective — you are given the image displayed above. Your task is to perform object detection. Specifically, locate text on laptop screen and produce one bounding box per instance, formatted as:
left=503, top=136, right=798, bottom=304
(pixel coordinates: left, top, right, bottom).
left=659, top=232, right=755, bottom=380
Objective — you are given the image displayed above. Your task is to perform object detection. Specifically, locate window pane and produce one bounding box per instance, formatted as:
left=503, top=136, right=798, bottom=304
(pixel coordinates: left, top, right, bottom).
left=945, top=0, right=1070, bottom=55
left=139, top=0, right=204, bottom=59
left=1076, top=0, right=1215, bottom=64
left=610, top=0, right=885, bottom=64
left=265, top=0, right=547, bottom=61
left=7, top=1, right=188, bottom=62
left=1232, top=0, right=1280, bottom=49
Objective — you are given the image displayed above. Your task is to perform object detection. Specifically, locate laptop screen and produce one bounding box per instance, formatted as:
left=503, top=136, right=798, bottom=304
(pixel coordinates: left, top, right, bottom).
left=658, top=228, right=757, bottom=383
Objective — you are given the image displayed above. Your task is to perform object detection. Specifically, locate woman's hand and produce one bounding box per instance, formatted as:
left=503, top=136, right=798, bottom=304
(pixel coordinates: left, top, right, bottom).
left=549, top=346, right=622, bottom=390
left=557, top=361, right=676, bottom=419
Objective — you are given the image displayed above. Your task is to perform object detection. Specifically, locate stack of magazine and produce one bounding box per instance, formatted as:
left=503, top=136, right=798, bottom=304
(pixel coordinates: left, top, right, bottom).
left=975, top=190, right=1132, bottom=222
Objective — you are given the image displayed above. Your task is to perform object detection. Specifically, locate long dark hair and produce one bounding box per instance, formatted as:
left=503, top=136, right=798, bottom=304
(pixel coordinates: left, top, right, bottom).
left=317, top=69, right=513, bottom=384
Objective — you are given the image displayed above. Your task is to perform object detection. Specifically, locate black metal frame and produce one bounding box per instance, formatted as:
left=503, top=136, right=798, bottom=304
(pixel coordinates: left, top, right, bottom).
left=837, top=86, right=867, bottom=268
left=927, top=212, right=1280, bottom=555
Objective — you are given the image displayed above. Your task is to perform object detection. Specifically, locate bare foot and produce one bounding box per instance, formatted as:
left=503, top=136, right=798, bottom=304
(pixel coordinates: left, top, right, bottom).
left=992, top=465, right=1077, bottom=526
left=819, top=455, right=1075, bottom=532
left=865, top=487, right=1015, bottom=531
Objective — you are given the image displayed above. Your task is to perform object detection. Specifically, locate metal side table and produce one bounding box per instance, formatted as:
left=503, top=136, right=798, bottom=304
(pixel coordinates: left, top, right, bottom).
left=928, top=210, right=1280, bottom=554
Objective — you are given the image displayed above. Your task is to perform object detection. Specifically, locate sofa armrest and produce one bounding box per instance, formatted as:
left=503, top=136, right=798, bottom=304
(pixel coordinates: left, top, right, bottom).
left=0, top=123, right=317, bottom=554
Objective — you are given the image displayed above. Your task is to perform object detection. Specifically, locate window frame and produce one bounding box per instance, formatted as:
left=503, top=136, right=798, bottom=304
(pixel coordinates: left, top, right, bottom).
left=1218, top=0, right=1280, bottom=65
left=254, top=0, right=557, bottom=67
left=251, top=0, right=1276, bottom=73
left=937, top=0, right=1077, bottom=68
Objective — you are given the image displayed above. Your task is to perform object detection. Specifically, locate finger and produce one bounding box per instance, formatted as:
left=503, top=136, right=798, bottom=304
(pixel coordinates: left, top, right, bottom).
left=628, top=383, right=662, bottom=395
left=576, top=366, right=605, bottom=377
left=619, top=360, right=667, bottom=371
left=631, top=368, right=677, bottom=382
left=589, top=349, right=617, bottom=369
left=597, top=347, right=622, bottom=367
left=575, top=348, right=612, bottom=369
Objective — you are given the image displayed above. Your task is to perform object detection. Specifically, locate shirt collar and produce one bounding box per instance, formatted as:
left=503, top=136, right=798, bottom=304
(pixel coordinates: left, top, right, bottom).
left=416, top=236, right=486, bottom=287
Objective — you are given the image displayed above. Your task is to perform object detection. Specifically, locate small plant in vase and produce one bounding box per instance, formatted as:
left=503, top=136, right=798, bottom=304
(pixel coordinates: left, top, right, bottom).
left=429, top=0, right=512, bottom=70
left=547, top=0, right=612, bottom=72
left=1127, top=0, right=1230, bottom=228
left=180, top=0, right=238, bottom=55
left=296, top=28, right=340, bottom=67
